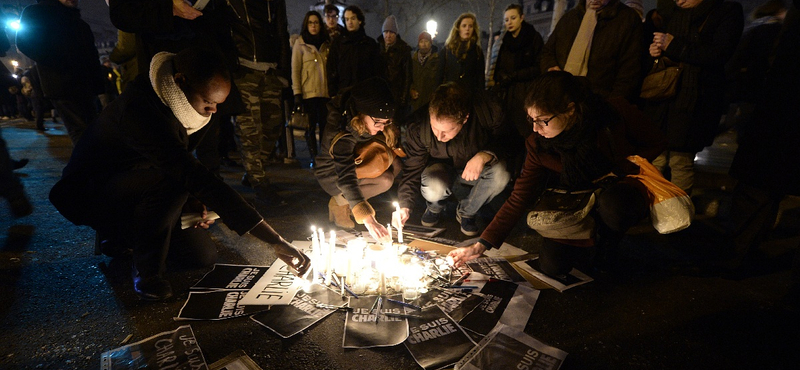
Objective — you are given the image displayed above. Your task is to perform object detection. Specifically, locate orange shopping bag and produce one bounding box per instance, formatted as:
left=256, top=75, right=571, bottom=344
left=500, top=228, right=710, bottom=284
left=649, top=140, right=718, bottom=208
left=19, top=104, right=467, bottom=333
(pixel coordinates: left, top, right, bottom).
left=627, top=155, right=694, bottom=234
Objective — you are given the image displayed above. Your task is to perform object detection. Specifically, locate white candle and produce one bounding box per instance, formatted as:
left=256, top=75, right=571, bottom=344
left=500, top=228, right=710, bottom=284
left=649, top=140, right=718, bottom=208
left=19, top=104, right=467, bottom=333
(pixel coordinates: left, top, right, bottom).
left=393, top=202, right=404, bottom=244
left=310, top=226, right=318, bottom=283
left=387, top=223, right=392, bottom=242
left=327, top=230, right=335, bottom=284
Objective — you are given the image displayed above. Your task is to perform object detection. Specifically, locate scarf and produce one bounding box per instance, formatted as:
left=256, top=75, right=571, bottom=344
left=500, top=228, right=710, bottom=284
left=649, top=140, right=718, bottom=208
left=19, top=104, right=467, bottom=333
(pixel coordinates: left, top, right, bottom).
left=149, top=52, right=211, bottom=135
left=417, top=49, right=431, bottom=65
left=301, top=29, right=327, bottom=51
left=564, top=8, right=597, bottom=76
left=536, top=102, right=614, bottom=189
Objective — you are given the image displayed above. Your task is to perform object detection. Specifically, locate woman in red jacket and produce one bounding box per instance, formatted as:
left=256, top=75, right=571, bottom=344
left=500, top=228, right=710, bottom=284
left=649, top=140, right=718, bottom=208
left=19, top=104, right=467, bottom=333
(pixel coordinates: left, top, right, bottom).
left=449, top=71, right=666, bottom=278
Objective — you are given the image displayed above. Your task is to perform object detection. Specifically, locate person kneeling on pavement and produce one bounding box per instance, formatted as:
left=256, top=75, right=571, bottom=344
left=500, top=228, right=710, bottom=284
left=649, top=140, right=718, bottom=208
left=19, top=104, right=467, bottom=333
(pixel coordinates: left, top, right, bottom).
left=393, top=82, right=512, bottom=236
left=449, top=71, right=666, bottom=277
left=49, top=47, right=310, bottom=301
left=314, top=77, right=400, bottom=242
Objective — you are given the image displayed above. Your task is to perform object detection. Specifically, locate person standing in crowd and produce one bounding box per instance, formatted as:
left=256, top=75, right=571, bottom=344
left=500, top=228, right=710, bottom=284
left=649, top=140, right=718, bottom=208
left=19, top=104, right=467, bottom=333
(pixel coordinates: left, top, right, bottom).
left=448, top=72, right=666, bottom=277
left=642, top=0, right=743, bottom=194
left=48, top=48, right=310, bottom=301
left=16, top=0, right=104, bottom=145
left=22, top=65, right=46, bottom=131
left=0, top=125, right=31, bottom=218
left=393, top=82, right=511, bottom=236
left=109, top=30, right=138, bottom=94
left=224, top=0, right=292, bottom=204
left=315, top=77, right=400, bottom=241
left=724, top=0, right=798, bottom=279
left=378, top=15, right=412, bottom=119
left=98, top=57, right=120, bottom=109
left=327, top=5, right=385, bottom=97
left=324, top=4, right=344, bottom=40
left=486, top=4, right=545, bottom=177
left=541, top=0, right=643, bottom=101
left=292, top=10, right=331, bottom=166
left=410, top=31, right=439, bottom=114
left=436, top=13, right=485, bottom=92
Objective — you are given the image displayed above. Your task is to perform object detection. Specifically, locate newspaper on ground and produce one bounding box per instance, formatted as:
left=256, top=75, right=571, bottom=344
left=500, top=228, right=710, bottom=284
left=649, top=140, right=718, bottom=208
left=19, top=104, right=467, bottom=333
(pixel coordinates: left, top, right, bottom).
left=175, top=291, right=270, bottom=320
left=458, top=279, right=540, bottom=337
left=404, top=305, right=476, bottom=370
left=250, top=287, right=344, bottom=338
left=191, top=264, right=270, bottom=291
left=100, top=325, right=207, bottom=370
left=208, top=350, right=263, bottom=370
left=342, top=294, right=410, bottom=348
left=513, top=257, right=593, bottom=292
left=455, top=323, right=567, bottom=370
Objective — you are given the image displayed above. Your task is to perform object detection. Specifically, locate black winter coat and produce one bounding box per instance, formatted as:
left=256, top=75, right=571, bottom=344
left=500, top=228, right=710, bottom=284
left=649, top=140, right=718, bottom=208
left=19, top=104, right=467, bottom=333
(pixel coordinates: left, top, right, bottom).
left=327, top=28, right=385, bottom=97
left=436, top=42, right=485, bottom=93
left=642, top=0, right=743, bottom=153
left=377, top=35, right=413, bottom=106
left=226, top=0, right=291, bottom=73
left=398, top=92, right=510, bottom=210
left=16, top=0, right=103, bottom=99
left=541, top=0, right=644, bottom=100
left=49, top=75, right=262, bottom=233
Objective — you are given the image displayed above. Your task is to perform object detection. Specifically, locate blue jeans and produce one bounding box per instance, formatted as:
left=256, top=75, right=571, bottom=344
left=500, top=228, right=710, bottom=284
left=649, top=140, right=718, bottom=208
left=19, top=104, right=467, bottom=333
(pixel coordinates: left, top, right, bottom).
left=420, top=161, right=510, bottom=218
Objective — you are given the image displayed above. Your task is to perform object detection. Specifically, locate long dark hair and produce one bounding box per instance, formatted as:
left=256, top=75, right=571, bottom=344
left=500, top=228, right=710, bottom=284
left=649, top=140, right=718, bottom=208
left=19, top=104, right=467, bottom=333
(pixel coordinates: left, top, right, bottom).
left=301, top=11, right=329, bottom=47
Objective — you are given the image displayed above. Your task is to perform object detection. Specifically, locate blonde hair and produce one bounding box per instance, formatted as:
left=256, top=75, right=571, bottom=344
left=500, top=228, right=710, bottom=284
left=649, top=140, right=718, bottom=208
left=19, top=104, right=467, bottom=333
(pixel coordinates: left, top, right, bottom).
left=349, top=114, right=399, bottom=147
left=445, top=13, right=480, bottom=57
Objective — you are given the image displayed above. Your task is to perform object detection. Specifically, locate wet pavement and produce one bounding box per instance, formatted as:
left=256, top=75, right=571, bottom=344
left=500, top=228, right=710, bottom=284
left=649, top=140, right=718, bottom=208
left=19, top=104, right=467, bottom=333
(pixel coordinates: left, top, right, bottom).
left=1, top=118, right=798, bottom=369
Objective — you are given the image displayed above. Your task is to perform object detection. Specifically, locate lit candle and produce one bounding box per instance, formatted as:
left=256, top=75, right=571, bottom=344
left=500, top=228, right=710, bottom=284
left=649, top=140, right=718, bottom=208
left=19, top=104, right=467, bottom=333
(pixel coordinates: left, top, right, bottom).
left=393, top=202, right=403, bottom=244
left=387, top=223, right=392, bottom=242
left=327, top=230, right=335, bottom=284
left=310, top=226, right=318, bottom=283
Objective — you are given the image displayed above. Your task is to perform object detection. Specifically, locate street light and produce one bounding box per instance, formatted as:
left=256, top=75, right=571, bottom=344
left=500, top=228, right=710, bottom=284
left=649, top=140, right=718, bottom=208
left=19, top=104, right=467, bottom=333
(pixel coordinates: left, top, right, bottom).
left=426, top=20, right=437, bottom=39
left=11, top=60, right=18, bottom=68
left=6, top=19, right=21, bottom=32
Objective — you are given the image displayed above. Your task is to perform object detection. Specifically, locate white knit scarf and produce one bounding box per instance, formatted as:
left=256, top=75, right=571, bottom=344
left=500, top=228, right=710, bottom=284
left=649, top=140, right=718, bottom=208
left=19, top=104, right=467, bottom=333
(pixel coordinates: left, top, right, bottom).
left=149, top=52, right=211, bottom=135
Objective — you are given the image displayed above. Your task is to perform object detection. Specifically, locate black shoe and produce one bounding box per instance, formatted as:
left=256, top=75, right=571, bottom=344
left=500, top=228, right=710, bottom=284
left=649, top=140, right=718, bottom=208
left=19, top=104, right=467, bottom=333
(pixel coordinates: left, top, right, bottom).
left=456, top=214, right=479, bottom=236
left=12, top=158, right=28, bottom=170
left=7, top=190, right=32, bottom=218
left=255, top=184, right=287, bottom=207
left=132, top=268, right=173, bottom=301
left=421, top=208, right=441, bottom=227
left=95, top=234, right=132, bottom=258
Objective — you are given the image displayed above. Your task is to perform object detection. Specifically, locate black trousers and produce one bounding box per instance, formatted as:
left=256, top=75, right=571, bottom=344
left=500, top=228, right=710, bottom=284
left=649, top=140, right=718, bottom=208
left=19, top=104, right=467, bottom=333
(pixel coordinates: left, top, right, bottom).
left=303, top=97, right=329, bottom=158
left=52, top=96, right=97, bottom=146
left=0, top=126, right=23, bottom=198
left=538, top=178, right=650, bottom=276
left=87, top=168, right=217, bottom=278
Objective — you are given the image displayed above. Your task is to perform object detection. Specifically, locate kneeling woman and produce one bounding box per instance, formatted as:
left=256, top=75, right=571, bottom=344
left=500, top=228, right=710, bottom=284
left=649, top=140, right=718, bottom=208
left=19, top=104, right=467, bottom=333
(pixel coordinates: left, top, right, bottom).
left=315, top=77, right=402, bottom=242
left=449, top=71, right=666, bottom=277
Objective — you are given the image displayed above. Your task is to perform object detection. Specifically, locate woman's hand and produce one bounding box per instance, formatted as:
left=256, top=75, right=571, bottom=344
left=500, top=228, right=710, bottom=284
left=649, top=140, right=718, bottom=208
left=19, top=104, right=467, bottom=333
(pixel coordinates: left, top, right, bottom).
left=448, top=242, right=486, bottom=267
left=649, top=43, right=662, bottom=58
left=364, top=215, right=391, bottom=244
left=273, top=241, right=311, bottom=277
left=392, top=207, right=411, bottom=230
left=410, top=89, right=419, bottom=100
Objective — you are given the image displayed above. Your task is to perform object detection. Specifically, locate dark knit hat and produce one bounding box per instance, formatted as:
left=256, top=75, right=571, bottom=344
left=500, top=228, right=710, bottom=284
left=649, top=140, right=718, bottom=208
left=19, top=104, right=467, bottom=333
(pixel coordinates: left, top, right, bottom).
left=349, top=77, right=396, bottom=119
left=418, top=31, right=432, bottom=42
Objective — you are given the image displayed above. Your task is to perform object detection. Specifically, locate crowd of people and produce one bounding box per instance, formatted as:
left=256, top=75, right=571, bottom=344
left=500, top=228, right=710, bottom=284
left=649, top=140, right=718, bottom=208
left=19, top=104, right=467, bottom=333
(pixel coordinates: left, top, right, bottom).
left=1, top=0, right=797, bottom=302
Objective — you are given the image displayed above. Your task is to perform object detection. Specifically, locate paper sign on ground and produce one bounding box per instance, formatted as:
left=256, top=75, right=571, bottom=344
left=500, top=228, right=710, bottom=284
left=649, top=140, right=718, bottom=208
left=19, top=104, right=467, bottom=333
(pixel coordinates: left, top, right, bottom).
left=458, top=280, right=540, bottom=337
left=176, top=291, right=270, bottom=320
left=208, top=350, right=263, bottom=370
left=455, top=323, right=567, bottom=370
left=100, top=325, right=207, bottom=370
left=466, top=257, right=529, bottom=285
left=239, top=259, right=303, bottom=306
left=191, top=264, right=270, bottom=291
left=343, top=294, right=409, bottom=348
left=513, top=257, right=593, bottom=292
left=250, top=287, right=344, bottom=338
left=416, top=288, right=485, bottom=322
left=404, top=305, right=476, bottom=370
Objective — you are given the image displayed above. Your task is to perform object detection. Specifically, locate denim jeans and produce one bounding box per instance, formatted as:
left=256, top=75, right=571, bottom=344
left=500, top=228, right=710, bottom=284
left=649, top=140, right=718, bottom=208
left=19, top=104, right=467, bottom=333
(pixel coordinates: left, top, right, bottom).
left=420, top=160, right=510, bottom=218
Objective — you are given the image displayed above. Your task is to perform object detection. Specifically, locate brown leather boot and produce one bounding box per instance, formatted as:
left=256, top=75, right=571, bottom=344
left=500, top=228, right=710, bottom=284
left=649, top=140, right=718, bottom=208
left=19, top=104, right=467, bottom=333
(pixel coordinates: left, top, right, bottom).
left=328, top=197, right=355, bottom=229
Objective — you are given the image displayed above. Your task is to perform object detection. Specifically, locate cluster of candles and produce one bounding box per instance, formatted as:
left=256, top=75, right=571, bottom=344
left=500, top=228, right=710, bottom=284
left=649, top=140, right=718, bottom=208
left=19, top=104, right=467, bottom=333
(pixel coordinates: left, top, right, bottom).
left=306, top=225, right=426, bottom=300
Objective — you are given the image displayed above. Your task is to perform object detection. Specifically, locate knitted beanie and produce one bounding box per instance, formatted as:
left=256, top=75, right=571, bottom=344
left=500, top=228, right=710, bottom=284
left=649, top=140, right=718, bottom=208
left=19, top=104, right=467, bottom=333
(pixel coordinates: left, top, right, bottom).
left=418, top=31, right=432, bottom=42
left=382, top=15, right=398, bottom=34
left=349, top=77, right=396, bottom=119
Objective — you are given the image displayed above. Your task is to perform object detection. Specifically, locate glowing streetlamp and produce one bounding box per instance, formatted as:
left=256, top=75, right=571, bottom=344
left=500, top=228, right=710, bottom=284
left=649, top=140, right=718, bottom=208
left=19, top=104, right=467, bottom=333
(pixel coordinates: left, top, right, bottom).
left=11, top=60, right=19, bottom=68
left=426, top=20, right=438, bottom=39
left=6, top=20, right=21, bottom=32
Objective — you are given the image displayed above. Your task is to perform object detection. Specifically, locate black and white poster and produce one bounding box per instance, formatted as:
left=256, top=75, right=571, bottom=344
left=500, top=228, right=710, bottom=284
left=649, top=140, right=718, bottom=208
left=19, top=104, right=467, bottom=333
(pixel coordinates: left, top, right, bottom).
left=455, top=324, right=567, bottom=370
left=458, top=280, right=540, bottom=337
left=191, top=264, right=269, bottom=291
left=240, top=259, right=304, bottom=306
left=176, top=291, right=270, bottom=321
left=250, top=287, right=343, bottom=338
left=100, top=325, right=208, bottom=370
left=416, top=288, right=485, bottom=322
left=466, top=257, right=528, bottom=284
left=404, top=305, right=476, bottom=370
left=342, top=294, right=409, bottom=348
left=514, top=257, right=593, bottom=292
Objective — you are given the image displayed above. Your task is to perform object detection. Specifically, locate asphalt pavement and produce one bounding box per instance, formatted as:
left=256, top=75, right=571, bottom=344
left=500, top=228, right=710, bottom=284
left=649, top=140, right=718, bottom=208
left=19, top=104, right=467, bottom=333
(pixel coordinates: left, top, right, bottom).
left=1, top=117, right=798, bottom=369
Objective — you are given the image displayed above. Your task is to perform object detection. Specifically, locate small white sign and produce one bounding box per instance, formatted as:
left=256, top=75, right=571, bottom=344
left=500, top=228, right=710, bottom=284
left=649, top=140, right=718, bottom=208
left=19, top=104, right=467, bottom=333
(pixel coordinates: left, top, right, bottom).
left=239, top=258, right=303, bottom=306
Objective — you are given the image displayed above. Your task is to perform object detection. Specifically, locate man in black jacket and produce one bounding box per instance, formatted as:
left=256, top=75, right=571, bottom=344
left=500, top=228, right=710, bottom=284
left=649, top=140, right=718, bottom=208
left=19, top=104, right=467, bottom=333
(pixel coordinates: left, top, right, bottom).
left=378, top=15, right=412, bottom=116
left=393, top=83, right=512, bottom=236
left=16, top=0, right=104, bottom=145
left=49, top=48, right=309, bottom=301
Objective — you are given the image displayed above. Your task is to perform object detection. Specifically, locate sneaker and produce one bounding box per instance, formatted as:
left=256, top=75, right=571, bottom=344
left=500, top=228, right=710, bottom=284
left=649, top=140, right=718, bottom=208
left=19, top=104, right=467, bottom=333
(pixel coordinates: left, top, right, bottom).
left=420, top=209, right=441, bottom=227
left=132, top=267, right=173, bottom=301
left=456, top=214, right=479, bottom=236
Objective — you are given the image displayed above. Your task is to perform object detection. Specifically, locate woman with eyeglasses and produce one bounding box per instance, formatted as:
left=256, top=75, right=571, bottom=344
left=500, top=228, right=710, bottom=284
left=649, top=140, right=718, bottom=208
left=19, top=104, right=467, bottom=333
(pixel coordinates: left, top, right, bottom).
left=292, top=10, right=331, bottom=166
left=448, top=71, right=666, bottom=278
left=315, top=77, right=401, bottom=242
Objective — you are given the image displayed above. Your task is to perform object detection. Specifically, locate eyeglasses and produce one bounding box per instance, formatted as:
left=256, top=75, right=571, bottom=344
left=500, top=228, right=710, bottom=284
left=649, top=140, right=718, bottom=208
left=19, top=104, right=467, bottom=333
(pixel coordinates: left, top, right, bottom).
left=326, top=14, right=339, bottom=19
left=369, top=115, right=393, bottom=128
left=527, top=114, right=558, bottom=127
left=308, top=21, right=320, bottom=25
